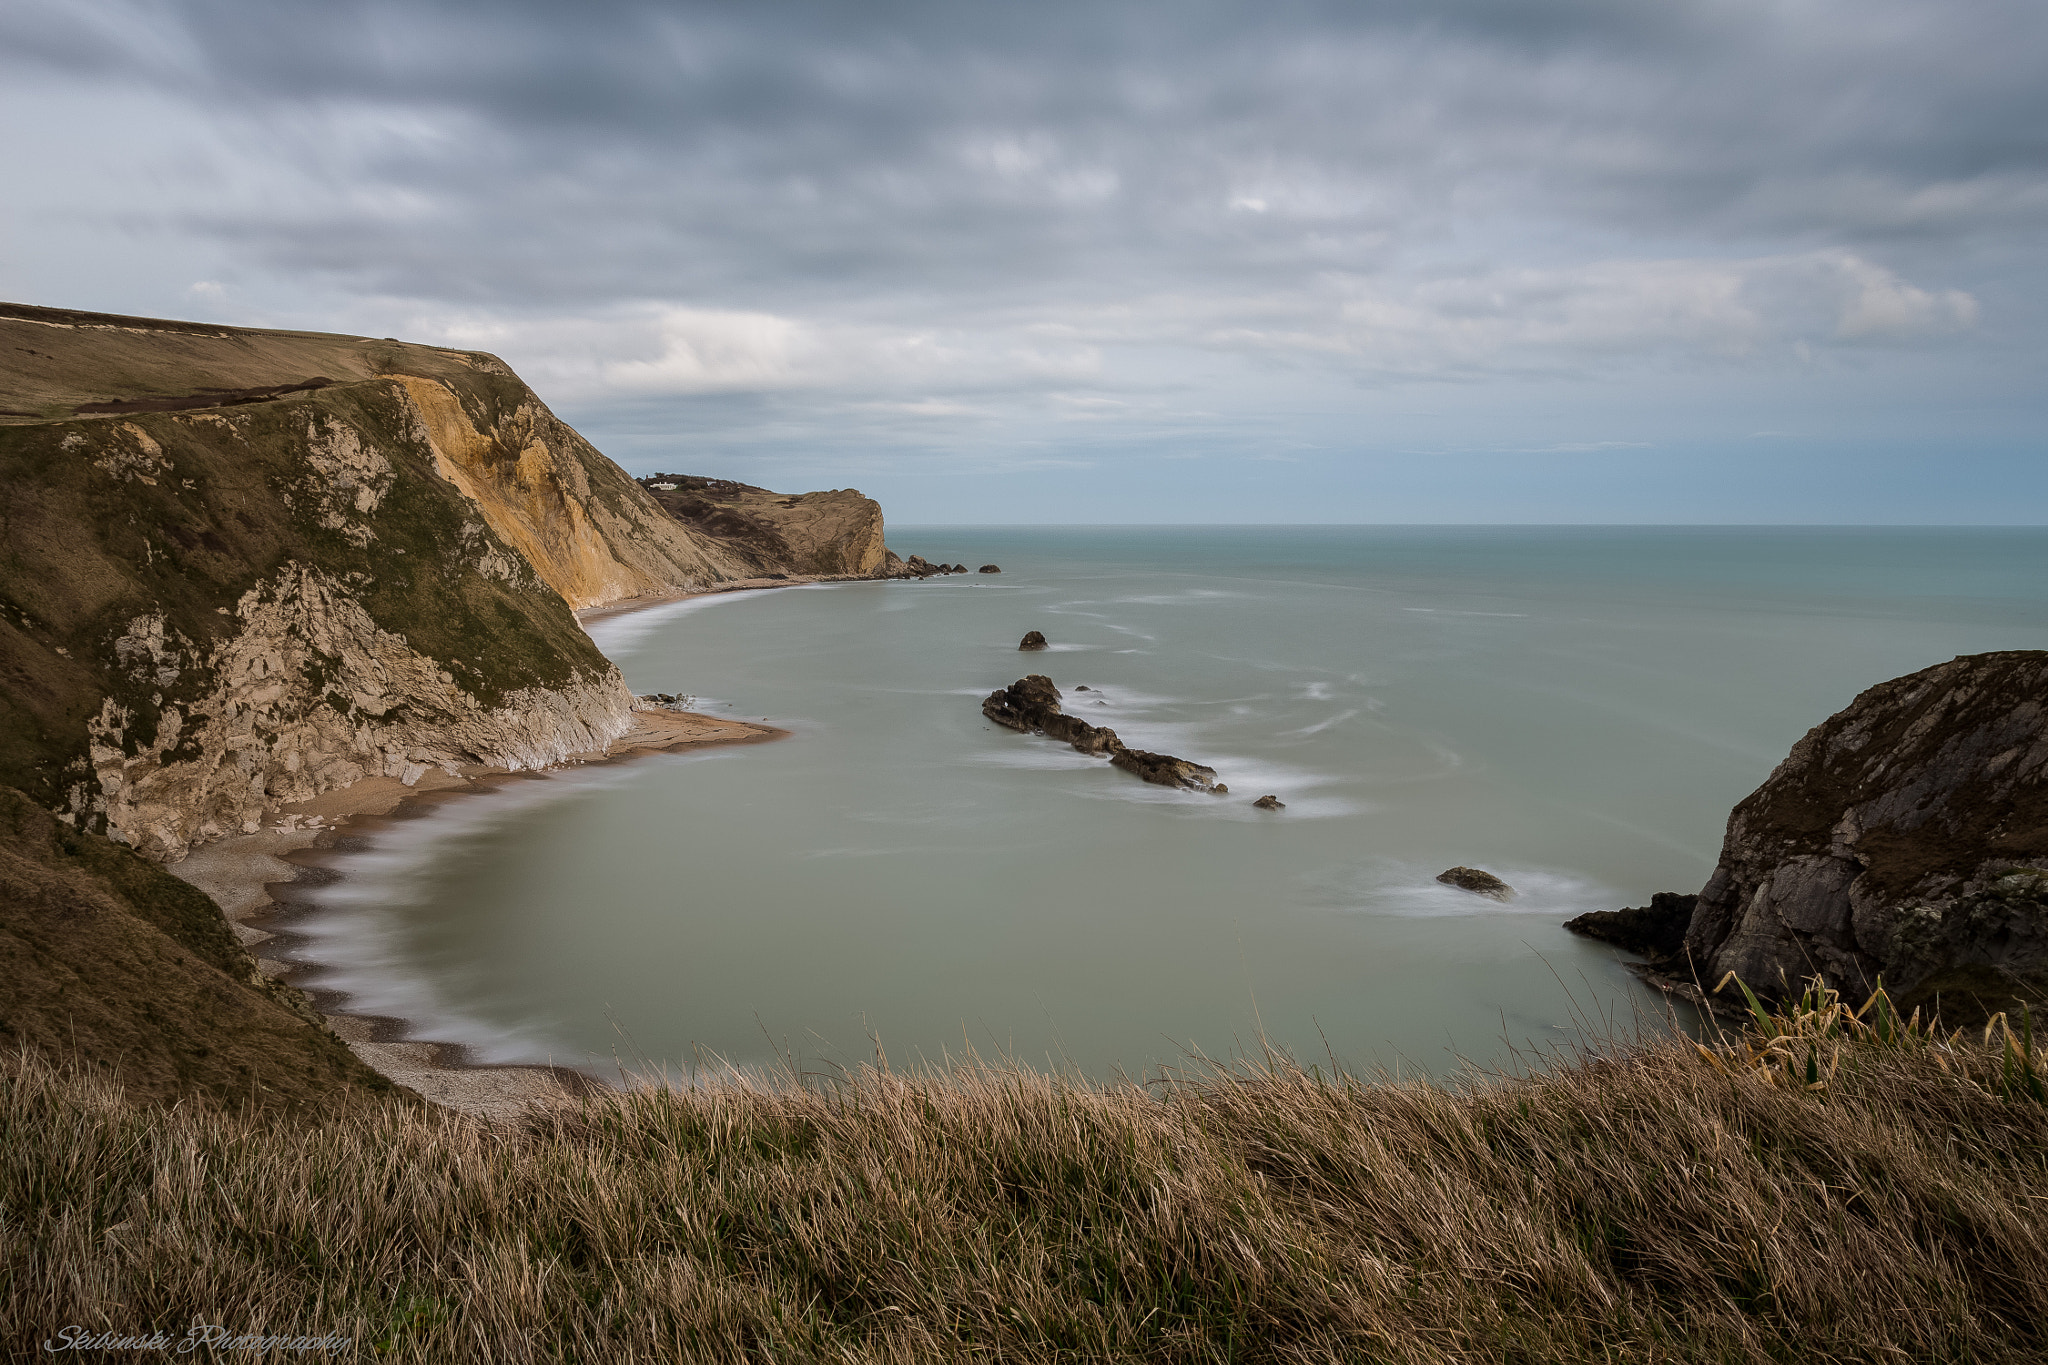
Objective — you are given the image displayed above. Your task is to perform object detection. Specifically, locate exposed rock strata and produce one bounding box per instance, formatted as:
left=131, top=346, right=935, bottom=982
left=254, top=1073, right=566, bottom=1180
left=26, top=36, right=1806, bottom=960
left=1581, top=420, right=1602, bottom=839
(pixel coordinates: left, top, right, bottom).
left=85, top=565, right=633, bottom=862
left=635, top=474, right=889, bottom=579
left=0, top=302, right=874, bottom=860
left=981, top=675, right=1221, bottom=791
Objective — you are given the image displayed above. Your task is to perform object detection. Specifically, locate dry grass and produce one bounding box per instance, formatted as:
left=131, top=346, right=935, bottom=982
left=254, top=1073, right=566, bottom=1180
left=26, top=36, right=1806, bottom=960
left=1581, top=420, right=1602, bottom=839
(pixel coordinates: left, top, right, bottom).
left=5, top=995, right=2046, bottom=1363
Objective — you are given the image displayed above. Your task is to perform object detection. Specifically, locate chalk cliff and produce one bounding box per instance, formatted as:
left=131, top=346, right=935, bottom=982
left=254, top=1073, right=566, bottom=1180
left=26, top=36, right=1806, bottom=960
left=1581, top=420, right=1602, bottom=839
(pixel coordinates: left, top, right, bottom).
left=0, top=302, right=893, bottom=861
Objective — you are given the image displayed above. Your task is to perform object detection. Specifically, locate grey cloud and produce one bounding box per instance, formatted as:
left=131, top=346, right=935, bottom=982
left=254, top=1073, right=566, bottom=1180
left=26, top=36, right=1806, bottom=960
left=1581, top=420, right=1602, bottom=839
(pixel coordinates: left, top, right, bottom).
left=2, top=0, right=2041, bottom=521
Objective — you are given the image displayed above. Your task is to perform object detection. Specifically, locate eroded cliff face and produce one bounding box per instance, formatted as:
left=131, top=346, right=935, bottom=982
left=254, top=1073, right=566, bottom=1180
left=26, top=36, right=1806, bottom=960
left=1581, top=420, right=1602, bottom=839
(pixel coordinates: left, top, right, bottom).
left=635, top=475, right=889, bottom=579
left=392, top=377, right=761, bottom=608
left=0, top=304, right=759, bottom=859
left=0, top=302, right=900, bottom=861
left=85, top=566, right=632, bottom=862
left=1684, top=651, right=2048, bottom=1020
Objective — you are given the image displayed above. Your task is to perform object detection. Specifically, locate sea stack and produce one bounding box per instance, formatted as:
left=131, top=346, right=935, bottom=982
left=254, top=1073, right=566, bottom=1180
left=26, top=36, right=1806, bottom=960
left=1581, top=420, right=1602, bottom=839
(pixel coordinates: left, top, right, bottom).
left=1019, top=630, right=1048, bottom=650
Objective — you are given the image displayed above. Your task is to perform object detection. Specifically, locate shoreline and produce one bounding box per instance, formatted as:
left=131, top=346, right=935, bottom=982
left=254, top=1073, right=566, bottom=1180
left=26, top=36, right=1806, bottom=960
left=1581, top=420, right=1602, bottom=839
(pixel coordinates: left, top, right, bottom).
left=167, top=579, right=822, bottom=1120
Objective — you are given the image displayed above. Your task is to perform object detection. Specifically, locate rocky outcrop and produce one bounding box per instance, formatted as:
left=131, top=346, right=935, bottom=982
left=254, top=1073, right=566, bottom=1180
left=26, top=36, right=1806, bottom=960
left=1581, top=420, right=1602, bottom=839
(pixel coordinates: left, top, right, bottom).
left=1019, top=631, right=1049, bottom=651
left=1564, top=893, right=1697, bottom=967
left=81, top=566, right=633, bottom=862
left=1252, top=794, right=1285, bottom=810
left=979, top=565, right=1001, bottom=574
left=635, top=474, right=890, bottom=578
left=889, top=554, right=966, bottom=579
left=981, top=675, right=1222, bottom=791
left=0, top=302, right=837, bottom=859
left=1437, top=867, right=1516, bottom=902
left=1668, top=651, right=2048, bottom=1020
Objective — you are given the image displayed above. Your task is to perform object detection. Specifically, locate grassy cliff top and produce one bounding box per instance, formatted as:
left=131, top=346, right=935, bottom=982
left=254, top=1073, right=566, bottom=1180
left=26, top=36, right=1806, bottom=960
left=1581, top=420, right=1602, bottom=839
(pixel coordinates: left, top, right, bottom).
left=1, top=301, right=503, bottom=423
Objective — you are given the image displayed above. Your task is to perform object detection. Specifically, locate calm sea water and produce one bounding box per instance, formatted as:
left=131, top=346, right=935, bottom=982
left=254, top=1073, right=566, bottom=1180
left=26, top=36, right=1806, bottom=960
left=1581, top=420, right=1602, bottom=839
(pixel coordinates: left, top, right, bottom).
left=288, top=527, right=2048, bottom=1081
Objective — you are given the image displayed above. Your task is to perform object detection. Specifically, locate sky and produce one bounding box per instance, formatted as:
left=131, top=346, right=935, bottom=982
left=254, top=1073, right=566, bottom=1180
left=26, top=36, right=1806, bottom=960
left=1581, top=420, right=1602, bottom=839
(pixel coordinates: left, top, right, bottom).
left=3, top=0, right=2043, bottom=523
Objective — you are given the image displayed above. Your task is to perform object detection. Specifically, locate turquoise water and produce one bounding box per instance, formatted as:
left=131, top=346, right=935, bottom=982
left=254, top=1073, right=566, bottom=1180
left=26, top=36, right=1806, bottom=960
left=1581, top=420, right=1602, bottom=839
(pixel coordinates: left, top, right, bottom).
left=290, top=527, right=2048, bottom=1081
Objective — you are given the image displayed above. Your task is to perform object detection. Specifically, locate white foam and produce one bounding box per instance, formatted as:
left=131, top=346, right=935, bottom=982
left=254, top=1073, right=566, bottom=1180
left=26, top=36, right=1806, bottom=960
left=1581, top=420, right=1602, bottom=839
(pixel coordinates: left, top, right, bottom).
left=586, top=589, right=769, bottom=654
left=1339, top=862, right=1624, bottom=919
left=1282, top=708, right=1360, bottom=737
left=285, top=763, right=676, bottom=1066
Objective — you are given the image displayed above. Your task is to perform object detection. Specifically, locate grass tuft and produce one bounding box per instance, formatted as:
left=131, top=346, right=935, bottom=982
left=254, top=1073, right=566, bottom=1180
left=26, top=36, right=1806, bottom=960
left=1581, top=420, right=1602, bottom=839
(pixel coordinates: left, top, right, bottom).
left=5, top=996, right=2047, bottom=1361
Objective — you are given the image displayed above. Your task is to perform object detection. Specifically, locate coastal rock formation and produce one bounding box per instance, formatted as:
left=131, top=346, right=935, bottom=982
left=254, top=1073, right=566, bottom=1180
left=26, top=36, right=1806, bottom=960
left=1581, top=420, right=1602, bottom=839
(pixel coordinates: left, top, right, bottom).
left=1253, top=794, right=1285, bottom=810
left=981, top=675, right=1221, bottom=791
left=979, top=565, right=1001, bottom=573
left=890, top=554, right=960, bottom=579
left=1019, top=631, right=1049, bottom=651
left=1672, top=651, right=2048, bottom=1019
left=636, top=474, right=890, bottom=578
left=0, top=302, right=889, bottom=860
left=1437, top=867, right=1516, bottom=902
left=1110, top=748, right=1221, bottom=791
left=1563, top=893, right=1697, bottom=968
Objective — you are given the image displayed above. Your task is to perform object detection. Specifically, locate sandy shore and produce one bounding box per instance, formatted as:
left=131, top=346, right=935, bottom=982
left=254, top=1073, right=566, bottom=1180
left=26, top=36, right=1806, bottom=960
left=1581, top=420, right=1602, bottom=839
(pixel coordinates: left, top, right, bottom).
left=167, top=598, right=795, bottom=1120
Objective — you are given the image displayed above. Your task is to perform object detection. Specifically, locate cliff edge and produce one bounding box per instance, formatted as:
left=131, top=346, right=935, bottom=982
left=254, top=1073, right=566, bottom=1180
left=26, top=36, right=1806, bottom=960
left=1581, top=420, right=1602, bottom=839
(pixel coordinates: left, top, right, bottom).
left=1580, top=651, right=2048, bottom=1022
left=0, top=302, right=890, bottom=860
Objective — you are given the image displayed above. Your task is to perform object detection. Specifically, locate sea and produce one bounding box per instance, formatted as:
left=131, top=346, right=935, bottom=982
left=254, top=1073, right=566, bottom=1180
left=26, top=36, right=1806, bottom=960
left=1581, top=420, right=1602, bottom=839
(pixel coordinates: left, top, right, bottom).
left=284, top=527, right=2048, bottom=1083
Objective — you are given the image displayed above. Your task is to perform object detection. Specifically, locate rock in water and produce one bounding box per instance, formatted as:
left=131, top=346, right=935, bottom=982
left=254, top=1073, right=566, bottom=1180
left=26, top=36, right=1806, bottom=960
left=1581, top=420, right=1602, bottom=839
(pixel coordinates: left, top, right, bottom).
left=1109, top=748, right=1221, bottom=791
left=1252, top=794, right=1284, bottom=810
left=1019, top=630, right=1048, bottom=650
left=979, top=564, right=1001, bottom=573
left=980, top=675, right=1220, bottom=789
left=1436, top=867, right=1516, bottom=902
left=1679, top=649, right=2048, bottom=1021
left=1564, top=893, right=1696, bottom=967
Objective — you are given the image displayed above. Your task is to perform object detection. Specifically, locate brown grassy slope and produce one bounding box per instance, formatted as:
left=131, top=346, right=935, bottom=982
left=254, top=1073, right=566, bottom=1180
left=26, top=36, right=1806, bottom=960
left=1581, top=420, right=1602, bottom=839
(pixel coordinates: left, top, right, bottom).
left=5, top=1022, right=2044, bottom=1363
left=0, top=787, right=398, bottom=1110
left=0, top=300, right=762, bottom=608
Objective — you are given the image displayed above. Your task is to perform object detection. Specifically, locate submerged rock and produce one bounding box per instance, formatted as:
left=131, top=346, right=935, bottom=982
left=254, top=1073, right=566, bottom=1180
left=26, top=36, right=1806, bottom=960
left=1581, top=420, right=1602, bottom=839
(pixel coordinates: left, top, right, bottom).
left=1436, top=867, right=1516, bottom=902
left=1252, top=794, right=1284, bottom=810
left=1019, top=630, right=1048, bottom=651
left=981, top=675, right=1221, bottom=790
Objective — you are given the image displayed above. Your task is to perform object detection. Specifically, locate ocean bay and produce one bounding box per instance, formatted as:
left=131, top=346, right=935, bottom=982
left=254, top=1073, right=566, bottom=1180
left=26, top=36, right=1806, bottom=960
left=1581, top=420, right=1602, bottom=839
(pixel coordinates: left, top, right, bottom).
left=292, top=526, right=2048, bottom=1080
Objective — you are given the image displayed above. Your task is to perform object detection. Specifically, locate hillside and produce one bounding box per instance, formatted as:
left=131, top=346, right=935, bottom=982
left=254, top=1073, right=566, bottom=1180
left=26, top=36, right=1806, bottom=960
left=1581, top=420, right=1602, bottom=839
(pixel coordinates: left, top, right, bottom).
left=0, top=787, right=395, bottom=1109
left=0, top=301, right=895, bottom=861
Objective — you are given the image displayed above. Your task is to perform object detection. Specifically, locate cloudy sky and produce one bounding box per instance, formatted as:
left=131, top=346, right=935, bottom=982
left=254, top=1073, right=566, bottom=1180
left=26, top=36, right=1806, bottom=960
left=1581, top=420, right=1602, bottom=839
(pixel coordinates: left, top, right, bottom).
left=4, top=0, right=2042, bottom=522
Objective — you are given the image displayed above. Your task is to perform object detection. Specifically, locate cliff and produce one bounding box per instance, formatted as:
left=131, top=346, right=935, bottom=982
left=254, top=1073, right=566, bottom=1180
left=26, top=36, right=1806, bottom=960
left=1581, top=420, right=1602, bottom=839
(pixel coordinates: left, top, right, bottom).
left=1580, top=651, right=2048, bottom=1022
left=0, top=302, right=894, bottom=861
left=638, top=474, right=889, bottom=578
